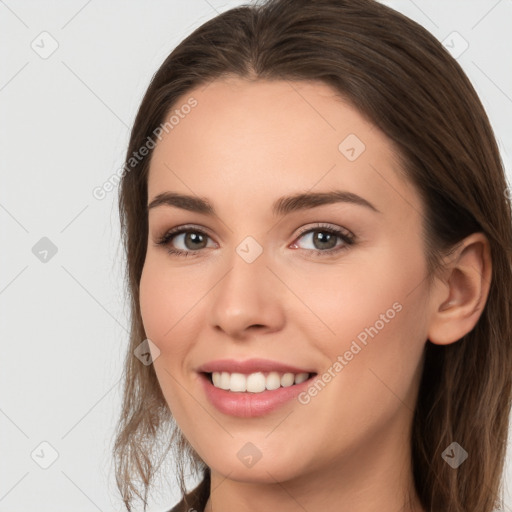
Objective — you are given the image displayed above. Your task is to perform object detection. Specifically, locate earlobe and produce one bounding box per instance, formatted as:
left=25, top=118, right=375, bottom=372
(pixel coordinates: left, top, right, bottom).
left=427, top=233, right=492, bottom=346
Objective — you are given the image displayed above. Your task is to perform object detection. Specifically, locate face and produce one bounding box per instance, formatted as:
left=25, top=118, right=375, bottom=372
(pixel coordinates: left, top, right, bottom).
left=140, top=77, right=432, bottom=484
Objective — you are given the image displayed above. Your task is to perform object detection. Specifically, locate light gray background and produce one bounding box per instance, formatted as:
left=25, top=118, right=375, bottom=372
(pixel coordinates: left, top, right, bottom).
left=1, top=1, right=511, bottom=511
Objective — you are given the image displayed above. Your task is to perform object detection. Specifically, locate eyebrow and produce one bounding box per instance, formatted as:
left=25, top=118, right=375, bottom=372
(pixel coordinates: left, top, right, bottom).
left=147, top=190, right=381, bottom=216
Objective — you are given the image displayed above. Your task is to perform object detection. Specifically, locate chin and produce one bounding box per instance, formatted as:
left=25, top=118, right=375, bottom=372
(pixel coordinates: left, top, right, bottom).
left=204, top=448, right=307, bottom=484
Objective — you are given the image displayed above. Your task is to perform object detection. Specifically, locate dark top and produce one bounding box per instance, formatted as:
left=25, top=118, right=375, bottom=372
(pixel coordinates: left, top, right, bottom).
left=167, top=468, right=210, bottom=512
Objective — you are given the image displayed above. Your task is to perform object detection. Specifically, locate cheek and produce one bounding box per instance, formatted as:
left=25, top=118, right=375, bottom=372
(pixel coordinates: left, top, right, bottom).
left=139, top=259, right=197, bottom=355
left=310, top=241, right=428, bottom=377
left=302, top=296, right=426, bottom=453
left=139, top=262, right=166, bottom=341
left=139, top=260, right=199, bottom=417
left=304, top=256, right=412, bottom=343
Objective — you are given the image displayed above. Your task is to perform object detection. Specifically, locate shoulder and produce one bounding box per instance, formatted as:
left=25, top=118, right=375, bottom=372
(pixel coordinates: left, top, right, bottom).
left=166, top=503, right=184, bottom=512
left=165, top=470, right=210, bottom=512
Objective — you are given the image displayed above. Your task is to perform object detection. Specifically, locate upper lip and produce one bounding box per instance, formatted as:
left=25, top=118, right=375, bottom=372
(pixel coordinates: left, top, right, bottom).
left=197, top=358, right=316, bottom=375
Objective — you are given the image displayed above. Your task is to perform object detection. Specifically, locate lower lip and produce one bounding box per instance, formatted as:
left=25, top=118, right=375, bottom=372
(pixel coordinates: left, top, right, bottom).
left=199, top=372, right=316, bottom=418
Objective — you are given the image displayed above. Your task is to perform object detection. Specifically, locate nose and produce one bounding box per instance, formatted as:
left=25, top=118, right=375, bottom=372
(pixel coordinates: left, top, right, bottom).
left=208, top=246, right=286, bottom=340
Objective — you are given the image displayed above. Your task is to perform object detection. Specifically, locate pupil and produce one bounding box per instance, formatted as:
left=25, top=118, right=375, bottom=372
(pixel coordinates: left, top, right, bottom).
left=315, top=231, right=336, bottom=250
left=187, top=232, right=204, bottom=249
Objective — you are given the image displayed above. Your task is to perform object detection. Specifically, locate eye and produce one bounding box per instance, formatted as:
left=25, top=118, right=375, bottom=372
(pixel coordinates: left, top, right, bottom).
left=154, top=223, right=356, bottom=258
left=291, top=223, right=355, bottom=257
left=154, top=225, right=215, bottom=257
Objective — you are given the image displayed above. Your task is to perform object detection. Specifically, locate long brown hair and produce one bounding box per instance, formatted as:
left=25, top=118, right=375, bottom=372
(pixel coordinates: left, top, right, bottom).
left=113, top=0, right=512, bottom=510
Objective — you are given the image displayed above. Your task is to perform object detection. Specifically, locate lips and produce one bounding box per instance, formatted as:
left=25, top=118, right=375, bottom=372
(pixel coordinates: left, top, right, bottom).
left=198, top=371, right=318, bottom=417
left=197, top=358, right=316, bottom=375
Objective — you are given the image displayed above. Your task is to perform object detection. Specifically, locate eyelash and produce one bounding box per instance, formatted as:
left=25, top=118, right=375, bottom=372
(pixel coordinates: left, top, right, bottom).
left=154, top=223, right=356, bottom=258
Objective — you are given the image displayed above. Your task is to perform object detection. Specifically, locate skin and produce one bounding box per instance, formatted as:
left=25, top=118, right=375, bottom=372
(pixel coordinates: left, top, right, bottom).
left=139, top=77, right=492, bottom=512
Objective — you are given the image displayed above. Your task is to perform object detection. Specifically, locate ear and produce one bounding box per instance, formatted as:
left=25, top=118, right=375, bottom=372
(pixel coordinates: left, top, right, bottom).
left=427, top=232, right=492, bottom=345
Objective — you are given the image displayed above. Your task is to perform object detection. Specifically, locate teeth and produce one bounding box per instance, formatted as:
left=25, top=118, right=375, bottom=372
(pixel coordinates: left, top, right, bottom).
left=211, top=371, right=311, bottom=393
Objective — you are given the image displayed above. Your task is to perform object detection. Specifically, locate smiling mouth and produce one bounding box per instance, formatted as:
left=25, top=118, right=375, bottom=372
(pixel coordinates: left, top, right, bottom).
left=202, top=371, right=318, bottom=393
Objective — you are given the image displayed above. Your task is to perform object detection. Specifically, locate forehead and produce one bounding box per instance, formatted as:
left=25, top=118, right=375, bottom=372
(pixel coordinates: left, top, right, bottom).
left=147, top=77, right=421, bottom=221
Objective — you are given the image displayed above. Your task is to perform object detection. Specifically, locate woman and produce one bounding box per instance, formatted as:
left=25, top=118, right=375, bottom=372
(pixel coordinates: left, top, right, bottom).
left=113, top=0, right=512, bottom=511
